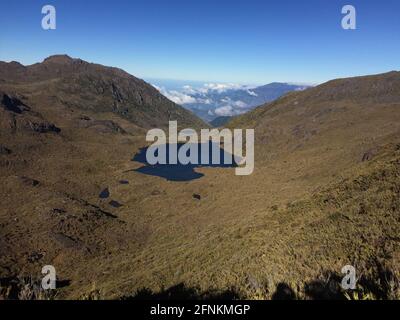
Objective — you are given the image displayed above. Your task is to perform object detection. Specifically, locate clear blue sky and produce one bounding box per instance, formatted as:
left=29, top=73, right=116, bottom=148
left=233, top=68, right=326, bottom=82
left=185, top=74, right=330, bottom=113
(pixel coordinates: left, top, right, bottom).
left=0, top=0, right=399, bottom=84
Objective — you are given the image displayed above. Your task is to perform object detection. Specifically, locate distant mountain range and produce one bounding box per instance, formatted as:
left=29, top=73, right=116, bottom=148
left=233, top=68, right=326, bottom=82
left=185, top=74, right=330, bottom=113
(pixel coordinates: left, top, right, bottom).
left=151, top=80, right=311, bottom=123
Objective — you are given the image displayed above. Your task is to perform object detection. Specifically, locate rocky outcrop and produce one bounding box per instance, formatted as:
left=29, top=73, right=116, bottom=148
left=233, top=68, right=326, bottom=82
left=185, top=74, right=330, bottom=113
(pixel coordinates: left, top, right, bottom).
left=0, top=145, right=11, bottom=155
left=0, top=91, right=61, bottom=134
left=77, top=117, right=126, bottom=134
left=1, top=93, right=30, bottom=114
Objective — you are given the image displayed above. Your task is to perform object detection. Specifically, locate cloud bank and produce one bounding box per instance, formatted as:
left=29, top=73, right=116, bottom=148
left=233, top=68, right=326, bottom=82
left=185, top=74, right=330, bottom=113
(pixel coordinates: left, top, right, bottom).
left=152, top=82, right=255, bottom=117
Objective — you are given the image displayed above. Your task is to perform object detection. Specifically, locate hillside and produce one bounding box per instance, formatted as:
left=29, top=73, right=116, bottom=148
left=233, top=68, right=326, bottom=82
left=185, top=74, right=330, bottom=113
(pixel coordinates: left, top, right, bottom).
left=1, top=68, right=400, bottom=300
left=228, top=71, right=400, bottom=176
left=229, top=71, right=400, bottom=128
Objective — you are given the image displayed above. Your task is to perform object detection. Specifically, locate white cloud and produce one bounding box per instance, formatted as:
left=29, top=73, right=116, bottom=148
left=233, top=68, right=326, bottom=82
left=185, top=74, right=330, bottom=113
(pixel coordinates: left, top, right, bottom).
left=151, top=84, right=161, bottom=91
left=197, top=98, right=213, bottom=104
left=214, top=105, right=234, bottom=116
left=153, top=81, right=310, bottom=121
left=294, top=86, right=309, bottom=91
left=221, top=97, right=248, bottom=109
left=167, top=90, right=197, bottom=104
left=199, top=83, right=247, bottom=94
left=152, top=84, right=197, bottom=105
left=182, top=85, right=197, bottom=95
left=214, top=105, right=247, bottom=116
left=247, top=90, right=258, bottom=96
left=233, top=100, right=248, bottom=108
left=153, top=82, right=255, bottom=111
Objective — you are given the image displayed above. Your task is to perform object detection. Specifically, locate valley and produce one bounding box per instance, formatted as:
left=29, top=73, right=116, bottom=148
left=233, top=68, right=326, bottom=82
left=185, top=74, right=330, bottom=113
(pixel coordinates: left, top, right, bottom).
left=1, top=56, right=400, bottom=300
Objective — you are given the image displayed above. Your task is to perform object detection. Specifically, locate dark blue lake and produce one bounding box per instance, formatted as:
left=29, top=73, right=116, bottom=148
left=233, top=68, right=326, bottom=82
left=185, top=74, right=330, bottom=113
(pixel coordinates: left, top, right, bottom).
left=131, top=142, right=237, bottom=181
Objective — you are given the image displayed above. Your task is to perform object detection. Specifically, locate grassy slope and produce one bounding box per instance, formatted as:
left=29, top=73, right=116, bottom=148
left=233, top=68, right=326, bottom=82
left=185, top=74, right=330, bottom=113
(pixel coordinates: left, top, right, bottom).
left=1, top=70, right=400, bottom=299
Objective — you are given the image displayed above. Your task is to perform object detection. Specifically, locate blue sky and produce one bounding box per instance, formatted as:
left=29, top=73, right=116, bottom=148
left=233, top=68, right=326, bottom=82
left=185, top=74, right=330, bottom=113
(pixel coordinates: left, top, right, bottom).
left=0, top=0, right=399, bottom=84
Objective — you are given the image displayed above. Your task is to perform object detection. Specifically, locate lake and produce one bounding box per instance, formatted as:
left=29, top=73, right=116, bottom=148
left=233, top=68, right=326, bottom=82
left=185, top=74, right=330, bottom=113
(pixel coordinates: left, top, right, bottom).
left=131, top=142, right=237, bottom=181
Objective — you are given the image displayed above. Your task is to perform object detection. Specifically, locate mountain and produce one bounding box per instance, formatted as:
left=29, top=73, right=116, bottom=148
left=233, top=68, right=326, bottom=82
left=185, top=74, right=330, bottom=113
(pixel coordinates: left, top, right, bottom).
left=229, top=71, right=400, bottom=129
left=1, top=65, right=400, bottom=299
left=227, top=71, right=400, bottom=182
left=0, top=55, right=206, bottom=130
left=153, top=81, right=311, bottom=123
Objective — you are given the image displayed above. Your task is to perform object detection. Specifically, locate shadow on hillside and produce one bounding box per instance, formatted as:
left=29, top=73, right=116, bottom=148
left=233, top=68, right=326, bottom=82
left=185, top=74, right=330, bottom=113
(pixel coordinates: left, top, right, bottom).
left=271, top=270, right=400, bottom=300
left=304, top=272, right=346, bottom=300
left=125, top=265, right=399, bottom=300
left=271, top=283, right=297, bottom=300
left=303, top=265, right=399, bottom=300
left=123, top=283, right=240, bottom=300
left=2, top=264, right=398, bottom=300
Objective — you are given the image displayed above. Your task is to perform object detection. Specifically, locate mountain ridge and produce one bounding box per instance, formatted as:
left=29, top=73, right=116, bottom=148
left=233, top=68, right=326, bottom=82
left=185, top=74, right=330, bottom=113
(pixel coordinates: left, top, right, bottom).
left=0, top=55, right=207, bottom=130
left=228, top=70, right=400, bottom=129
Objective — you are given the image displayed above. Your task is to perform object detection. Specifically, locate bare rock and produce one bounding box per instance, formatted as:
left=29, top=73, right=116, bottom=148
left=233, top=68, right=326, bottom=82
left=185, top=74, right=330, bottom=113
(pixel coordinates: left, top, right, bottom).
left=0, top=145, right=11, bottom=155
left=193, top=194, right=201, bottom=200
left=1, top=92, right=30, bottom=114
left=362, top=148, right=379, bottom=162
left=19, top=176, right=40, bottom=187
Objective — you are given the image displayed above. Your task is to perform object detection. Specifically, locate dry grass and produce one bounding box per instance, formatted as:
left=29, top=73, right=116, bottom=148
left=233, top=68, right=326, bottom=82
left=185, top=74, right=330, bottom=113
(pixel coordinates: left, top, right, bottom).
left=1, top=70, right=400, bottom=299
left=0, top=277, right=56, bottom=300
